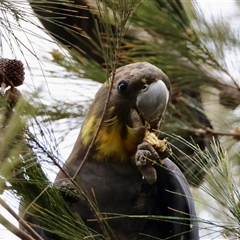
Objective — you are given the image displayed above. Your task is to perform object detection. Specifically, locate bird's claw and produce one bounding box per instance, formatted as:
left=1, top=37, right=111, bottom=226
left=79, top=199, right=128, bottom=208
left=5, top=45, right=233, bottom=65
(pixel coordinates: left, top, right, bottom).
left=136, top=142, right=160, bottom=165
left=135, top=149, right=152, bottom=167
left=135, top=142, right=160, bottom=185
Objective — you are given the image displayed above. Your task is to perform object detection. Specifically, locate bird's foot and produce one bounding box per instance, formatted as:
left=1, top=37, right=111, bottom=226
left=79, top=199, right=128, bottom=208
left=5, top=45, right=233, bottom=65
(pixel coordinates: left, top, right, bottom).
left=56, top=180, right=80, bottom=203
left=135, top=142, right=161, bottom=185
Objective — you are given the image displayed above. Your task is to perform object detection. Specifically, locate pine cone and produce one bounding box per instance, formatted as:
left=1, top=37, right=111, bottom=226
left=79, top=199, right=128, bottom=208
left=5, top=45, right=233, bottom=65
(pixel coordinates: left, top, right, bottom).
left=0, top=59, right=25, bottom=87
left=5, top=87, right=22, bottom=109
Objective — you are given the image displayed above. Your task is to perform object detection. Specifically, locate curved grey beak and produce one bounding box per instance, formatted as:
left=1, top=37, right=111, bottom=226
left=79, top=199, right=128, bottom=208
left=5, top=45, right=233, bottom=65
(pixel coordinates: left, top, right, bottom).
left=136, top=80, right=169, bottom=130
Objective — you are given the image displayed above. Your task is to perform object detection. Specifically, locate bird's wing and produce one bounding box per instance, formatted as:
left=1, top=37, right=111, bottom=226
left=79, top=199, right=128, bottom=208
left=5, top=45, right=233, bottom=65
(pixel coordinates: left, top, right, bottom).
left=157, top=157, right=199, bottom=239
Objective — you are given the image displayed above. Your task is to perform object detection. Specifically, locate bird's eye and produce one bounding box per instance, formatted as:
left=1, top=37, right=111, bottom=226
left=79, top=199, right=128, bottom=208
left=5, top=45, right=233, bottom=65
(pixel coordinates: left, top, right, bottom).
left=118, top=80, right=128, bottom=94
left=142, top=84, right=148, bottom=91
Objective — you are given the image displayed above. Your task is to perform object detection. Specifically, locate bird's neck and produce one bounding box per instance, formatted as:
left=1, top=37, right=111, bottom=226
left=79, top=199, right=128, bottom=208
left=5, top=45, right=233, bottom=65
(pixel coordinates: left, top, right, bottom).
left=79, top=114, right=145, bottom=162
left=65, top=106, right=144, bottom=164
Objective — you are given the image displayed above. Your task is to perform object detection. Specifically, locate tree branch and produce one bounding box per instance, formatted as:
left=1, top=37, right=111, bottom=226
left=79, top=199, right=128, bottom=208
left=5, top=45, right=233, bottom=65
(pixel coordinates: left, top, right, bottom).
left=0, top=213, right=35, bottom=240
left=178, top=126, right=240, bottom=140
left=0, top=198, right=44, bottom=240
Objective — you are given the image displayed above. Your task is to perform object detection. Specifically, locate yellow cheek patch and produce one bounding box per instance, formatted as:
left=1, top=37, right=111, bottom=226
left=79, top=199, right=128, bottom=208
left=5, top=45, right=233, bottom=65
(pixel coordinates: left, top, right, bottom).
left=81, top=116, right=144, bottom=162
left=81, top=107, right=116, bottom=145
left=81, top=116, right=99, bottom=146
left=95, top=123, right=142, bottom=162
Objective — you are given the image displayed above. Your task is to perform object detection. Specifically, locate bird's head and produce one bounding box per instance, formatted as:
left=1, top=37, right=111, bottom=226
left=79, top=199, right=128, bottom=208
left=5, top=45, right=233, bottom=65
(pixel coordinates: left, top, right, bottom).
left=75, top=62, right=171, bottom=162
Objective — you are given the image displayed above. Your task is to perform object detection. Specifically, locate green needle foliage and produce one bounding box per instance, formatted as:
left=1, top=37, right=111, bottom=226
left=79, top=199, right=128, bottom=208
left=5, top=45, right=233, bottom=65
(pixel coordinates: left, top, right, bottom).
left=0, top=0, right=240, bottom=239
left=170, top=135, right=240, bottom=239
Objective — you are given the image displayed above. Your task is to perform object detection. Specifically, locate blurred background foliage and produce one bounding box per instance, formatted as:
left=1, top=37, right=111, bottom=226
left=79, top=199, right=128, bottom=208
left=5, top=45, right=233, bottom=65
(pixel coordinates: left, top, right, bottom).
left=0, top=0, right=240, bottom=239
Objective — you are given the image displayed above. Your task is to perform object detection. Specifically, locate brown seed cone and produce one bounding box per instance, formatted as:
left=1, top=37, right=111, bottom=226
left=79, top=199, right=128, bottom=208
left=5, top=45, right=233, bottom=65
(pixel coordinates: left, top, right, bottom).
left=0, top=59, right=25, bottom=87
left=5, top=87, right=22, bottom=109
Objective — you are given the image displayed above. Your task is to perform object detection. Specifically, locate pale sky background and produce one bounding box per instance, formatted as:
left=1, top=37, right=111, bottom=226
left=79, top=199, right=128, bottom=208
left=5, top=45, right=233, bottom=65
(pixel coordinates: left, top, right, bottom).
left=0, top=1, right=239, bottom=239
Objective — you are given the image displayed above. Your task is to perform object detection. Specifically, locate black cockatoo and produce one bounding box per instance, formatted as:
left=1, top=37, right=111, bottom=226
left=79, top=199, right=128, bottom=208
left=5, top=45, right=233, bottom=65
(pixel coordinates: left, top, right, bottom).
left=24, top=62, right=199, bottom=239
left=29, top=0, right=214, bottom=186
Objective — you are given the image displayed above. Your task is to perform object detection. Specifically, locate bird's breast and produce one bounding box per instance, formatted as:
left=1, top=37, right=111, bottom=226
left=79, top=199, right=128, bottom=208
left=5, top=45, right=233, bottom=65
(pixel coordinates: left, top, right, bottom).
left=72, top=161, right=143, bottom=225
